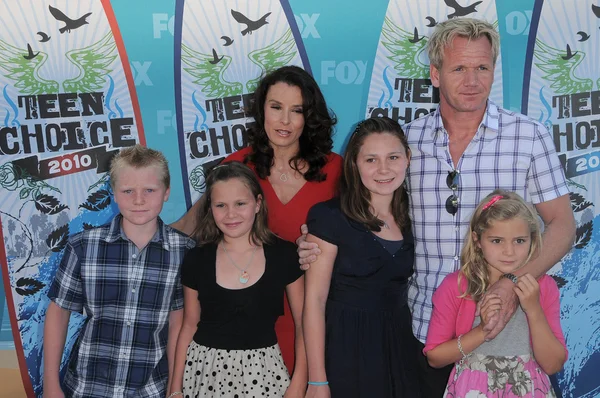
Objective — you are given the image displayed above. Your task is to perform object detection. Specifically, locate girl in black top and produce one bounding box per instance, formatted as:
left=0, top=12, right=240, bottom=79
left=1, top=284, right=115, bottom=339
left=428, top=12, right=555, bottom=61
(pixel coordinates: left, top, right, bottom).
left=304, top=118, right=421, bottom=398
left=169, top=162, right=306, bottom=398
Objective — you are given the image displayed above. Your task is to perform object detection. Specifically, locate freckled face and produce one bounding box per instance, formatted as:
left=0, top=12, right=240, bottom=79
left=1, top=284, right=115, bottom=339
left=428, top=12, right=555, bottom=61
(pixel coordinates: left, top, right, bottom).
left=263, top=82, right=305, bottom=152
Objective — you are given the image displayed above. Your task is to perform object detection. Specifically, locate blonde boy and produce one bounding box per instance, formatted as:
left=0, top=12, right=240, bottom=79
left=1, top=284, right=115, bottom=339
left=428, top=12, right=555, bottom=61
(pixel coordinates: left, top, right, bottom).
left=43, top=145, right=195, bottom=398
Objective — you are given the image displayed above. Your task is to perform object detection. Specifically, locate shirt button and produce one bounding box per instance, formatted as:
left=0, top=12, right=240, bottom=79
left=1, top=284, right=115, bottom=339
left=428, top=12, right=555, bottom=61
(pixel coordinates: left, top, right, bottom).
left=455, top=226, right=459, bottom=231
left=131, top=288, right=136, bottom=293
left=127, top=321, right=132, bottom=326
left=132, top=253, right=137, bottom=259
left=454, top=256, right=459, bottom=261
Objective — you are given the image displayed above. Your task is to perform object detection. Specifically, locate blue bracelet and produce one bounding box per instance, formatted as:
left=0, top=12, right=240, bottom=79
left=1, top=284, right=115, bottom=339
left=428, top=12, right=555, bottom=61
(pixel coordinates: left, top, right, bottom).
left=308, top=381, right=329, bottom=386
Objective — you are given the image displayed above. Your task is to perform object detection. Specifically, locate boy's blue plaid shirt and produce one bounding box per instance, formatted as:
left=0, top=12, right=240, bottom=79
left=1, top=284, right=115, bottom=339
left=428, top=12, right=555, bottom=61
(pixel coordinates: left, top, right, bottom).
left=48, top=214, right=195, bottom=398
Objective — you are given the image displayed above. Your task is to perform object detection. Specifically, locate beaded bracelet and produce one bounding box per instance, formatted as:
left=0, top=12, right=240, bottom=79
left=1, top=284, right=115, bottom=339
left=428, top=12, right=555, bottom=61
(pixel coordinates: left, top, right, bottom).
left=167, top=392, right=183, bottom=398
left=457, top=334, right=467, bottom=358
left=308, top=381, right=329, bottom=386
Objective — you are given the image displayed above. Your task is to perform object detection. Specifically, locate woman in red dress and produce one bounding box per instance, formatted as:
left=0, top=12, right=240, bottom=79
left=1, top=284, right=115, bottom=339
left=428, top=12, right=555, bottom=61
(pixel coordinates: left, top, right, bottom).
left=173, top=65, right=342, bottom=378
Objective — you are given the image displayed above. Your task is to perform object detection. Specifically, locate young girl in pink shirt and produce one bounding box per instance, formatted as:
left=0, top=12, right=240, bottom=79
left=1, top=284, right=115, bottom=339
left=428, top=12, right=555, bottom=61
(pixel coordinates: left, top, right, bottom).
left=424, top=190, right=567, bottom=397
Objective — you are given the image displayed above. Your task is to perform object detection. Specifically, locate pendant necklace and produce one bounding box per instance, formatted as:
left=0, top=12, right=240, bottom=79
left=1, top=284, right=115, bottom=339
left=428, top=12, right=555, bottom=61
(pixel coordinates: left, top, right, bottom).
left=279, top=171, right=288, bottom=182
left=222, top=244, right=258, bottom=284
left=383, top=221, right=390, bottom=229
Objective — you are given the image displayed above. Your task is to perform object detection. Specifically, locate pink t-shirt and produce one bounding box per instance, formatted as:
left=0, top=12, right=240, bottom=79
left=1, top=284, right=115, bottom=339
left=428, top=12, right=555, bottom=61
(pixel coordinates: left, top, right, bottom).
left=424, top=271, right=568, bottom=359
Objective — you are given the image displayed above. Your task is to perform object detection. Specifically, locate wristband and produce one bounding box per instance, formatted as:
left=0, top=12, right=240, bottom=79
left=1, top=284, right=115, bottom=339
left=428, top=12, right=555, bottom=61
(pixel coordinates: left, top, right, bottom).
left=308, top=381, right=329, bottom=386
left=501, top=273, right=518, bottom=284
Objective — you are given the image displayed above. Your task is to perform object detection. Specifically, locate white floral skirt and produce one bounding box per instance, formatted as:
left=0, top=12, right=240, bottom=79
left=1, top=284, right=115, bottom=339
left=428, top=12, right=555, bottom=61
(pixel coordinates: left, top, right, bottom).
left=444, top=353, right=557, bottom=398
left=182, top=341, right=290, bottom=397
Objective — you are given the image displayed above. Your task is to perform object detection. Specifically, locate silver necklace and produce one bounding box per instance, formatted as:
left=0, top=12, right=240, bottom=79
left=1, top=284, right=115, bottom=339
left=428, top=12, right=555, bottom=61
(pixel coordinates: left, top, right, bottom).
left=383, top=221, right=390, bottom=229
left=222, top=244, right=258, bottom=284
left=279, top=171, right=288, bottom=182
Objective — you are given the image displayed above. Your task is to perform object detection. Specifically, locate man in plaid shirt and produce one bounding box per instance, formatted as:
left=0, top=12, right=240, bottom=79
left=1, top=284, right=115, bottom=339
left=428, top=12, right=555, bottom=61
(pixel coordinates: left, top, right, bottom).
left=43, top=145, right=195, bottom=398
left=404, top=18, right=574, bottom=396
left=299, top=18, right=575, bottom=396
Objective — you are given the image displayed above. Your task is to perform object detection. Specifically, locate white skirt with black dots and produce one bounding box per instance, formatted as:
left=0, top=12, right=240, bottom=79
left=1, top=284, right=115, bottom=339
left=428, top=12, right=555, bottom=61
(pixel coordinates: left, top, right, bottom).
left=182, top=340, right=290, bottom=397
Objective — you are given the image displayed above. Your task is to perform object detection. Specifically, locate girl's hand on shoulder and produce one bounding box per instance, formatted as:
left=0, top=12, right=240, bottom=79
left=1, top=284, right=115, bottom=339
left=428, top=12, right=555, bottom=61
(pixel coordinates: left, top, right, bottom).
left=305, top=384, right=331, bottom=398
left=479, top=293, right=502, bottom=328
left=514, top=273, right=542, bottom=314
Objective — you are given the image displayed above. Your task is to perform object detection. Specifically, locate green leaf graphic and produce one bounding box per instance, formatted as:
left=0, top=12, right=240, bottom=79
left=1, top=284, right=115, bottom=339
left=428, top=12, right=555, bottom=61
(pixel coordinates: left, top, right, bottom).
left=533, top=39, right=593, bottom=95
left=0, top=39, right=59, bottom=94
left=63, top=32, right=118, bottom=93
left=381, top=17, right=429, bottom=80
left=181, top=44, right=243, bottom=99
left=246, top=29, right=297, bottom=93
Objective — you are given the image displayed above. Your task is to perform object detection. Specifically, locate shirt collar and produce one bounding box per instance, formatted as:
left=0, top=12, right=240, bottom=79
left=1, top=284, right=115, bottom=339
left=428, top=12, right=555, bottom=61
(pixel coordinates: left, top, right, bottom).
left=429, top=99, right=500, bottom=137
left=104, top=214, right=170, bottom=250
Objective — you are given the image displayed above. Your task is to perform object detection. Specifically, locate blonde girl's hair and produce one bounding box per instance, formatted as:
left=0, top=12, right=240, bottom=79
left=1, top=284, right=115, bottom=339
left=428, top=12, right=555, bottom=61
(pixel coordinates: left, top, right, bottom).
left=459, top=189, right=543, bottom=301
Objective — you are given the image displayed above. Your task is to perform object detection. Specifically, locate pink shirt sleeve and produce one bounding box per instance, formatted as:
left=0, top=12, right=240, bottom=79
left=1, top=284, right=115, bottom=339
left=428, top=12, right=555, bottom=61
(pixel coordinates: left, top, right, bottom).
left=424, top=272, right=462, bottom=353
left=538, top=275, right=568, bottom=360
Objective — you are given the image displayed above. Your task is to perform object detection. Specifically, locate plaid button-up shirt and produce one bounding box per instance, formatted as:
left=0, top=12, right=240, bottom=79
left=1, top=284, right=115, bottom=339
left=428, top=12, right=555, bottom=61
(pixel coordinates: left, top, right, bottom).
left=404, top=101, right=569, bottom=343
left=48, top=214, right=195, bottom=397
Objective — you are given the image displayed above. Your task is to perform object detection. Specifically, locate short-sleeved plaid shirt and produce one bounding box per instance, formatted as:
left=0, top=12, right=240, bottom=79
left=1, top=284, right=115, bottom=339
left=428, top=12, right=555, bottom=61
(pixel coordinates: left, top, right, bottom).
left=404, top=101, right=569, bottom=343
left=48, top=214, right=195, bottom=398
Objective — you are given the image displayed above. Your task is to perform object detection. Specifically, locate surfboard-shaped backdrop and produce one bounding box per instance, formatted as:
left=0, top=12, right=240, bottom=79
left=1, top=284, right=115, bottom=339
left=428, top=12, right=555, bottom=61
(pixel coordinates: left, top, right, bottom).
left=365, top=0, right=504, bottom=123
left=524, top=1, right=600, bottom=396
left=0, top=1, right=143, bottom=395
left=175, top=0, right=309, bottom=208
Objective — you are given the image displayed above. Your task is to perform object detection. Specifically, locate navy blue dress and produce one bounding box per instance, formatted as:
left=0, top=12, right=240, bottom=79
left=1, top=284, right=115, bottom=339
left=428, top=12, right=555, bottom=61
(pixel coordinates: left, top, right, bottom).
left=307, top=199, right=421, bottom=397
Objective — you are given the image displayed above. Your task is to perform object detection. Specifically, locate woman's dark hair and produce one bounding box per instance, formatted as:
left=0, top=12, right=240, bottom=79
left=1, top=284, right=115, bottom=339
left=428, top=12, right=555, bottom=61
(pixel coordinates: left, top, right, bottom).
left=339, top=117, right=411, bottom=234
left=192, top=161, right=274, bottom=246
left=245, top=65, right=336, bottom=182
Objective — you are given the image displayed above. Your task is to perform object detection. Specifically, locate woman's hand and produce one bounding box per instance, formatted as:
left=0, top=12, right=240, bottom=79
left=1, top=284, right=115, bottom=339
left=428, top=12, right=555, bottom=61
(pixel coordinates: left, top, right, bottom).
left=305, top=384, right=331, bottom=398
left=478, top=293, right=502, bottom=329
left=514, top=273, right=542, bottom=315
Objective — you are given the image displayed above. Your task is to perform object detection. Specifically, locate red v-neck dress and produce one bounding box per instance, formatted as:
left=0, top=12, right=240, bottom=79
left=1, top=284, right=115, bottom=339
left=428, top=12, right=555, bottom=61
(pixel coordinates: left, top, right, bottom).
left=224, top=147, right=343, bottom=371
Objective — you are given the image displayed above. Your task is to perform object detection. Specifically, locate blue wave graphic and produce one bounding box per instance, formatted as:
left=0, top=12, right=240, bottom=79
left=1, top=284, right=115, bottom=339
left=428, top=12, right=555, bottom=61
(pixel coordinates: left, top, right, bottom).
left=114, top=99, right=124, bottom=118
left=191, top=90, right=209, bottom=132
left=537, top=86, right=552, bottom=131
left=556, top=213, right=600, bottom=398
left=377, top=67, right=394, bottom=110
left=105, top=75, right=117, bottom=119
left=13, top=182, right=120, bottom=396
left=3, top=85, right=20, bottom=127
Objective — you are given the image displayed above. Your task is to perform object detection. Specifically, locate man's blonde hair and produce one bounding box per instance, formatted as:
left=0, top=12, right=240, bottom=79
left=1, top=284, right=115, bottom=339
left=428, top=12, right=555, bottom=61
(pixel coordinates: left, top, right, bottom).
left=428, top=18, right=500, bottom=69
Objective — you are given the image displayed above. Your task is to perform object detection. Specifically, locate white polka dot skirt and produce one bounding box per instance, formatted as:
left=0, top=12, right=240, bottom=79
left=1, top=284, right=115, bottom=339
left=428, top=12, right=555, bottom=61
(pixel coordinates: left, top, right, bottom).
left=182, top=341, right=290, bottom=397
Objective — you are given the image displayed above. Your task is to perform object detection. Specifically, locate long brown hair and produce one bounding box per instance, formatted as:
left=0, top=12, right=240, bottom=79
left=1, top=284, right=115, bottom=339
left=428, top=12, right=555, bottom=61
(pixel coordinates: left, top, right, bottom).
left=245, top=65, right=336, bottom=181
left=459, top=190, right=543, bottom=301
left=339, top=117, right=411, bottom=233
left=192, top=161, right=273, bottom=246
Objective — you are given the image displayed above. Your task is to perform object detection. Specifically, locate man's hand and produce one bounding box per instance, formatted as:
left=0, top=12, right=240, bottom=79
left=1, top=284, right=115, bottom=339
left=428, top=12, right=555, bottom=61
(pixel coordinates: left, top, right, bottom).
left=482, top=277, right=518, bottom=340
left=478, top=293, right=502, bottom=329
left=296, top=224, right=321, bottom=270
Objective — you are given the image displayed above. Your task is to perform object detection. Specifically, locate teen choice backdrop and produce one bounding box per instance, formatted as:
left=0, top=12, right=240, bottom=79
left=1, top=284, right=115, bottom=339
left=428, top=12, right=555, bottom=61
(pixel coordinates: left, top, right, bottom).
left=0, top=1, right=598, bottom=397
